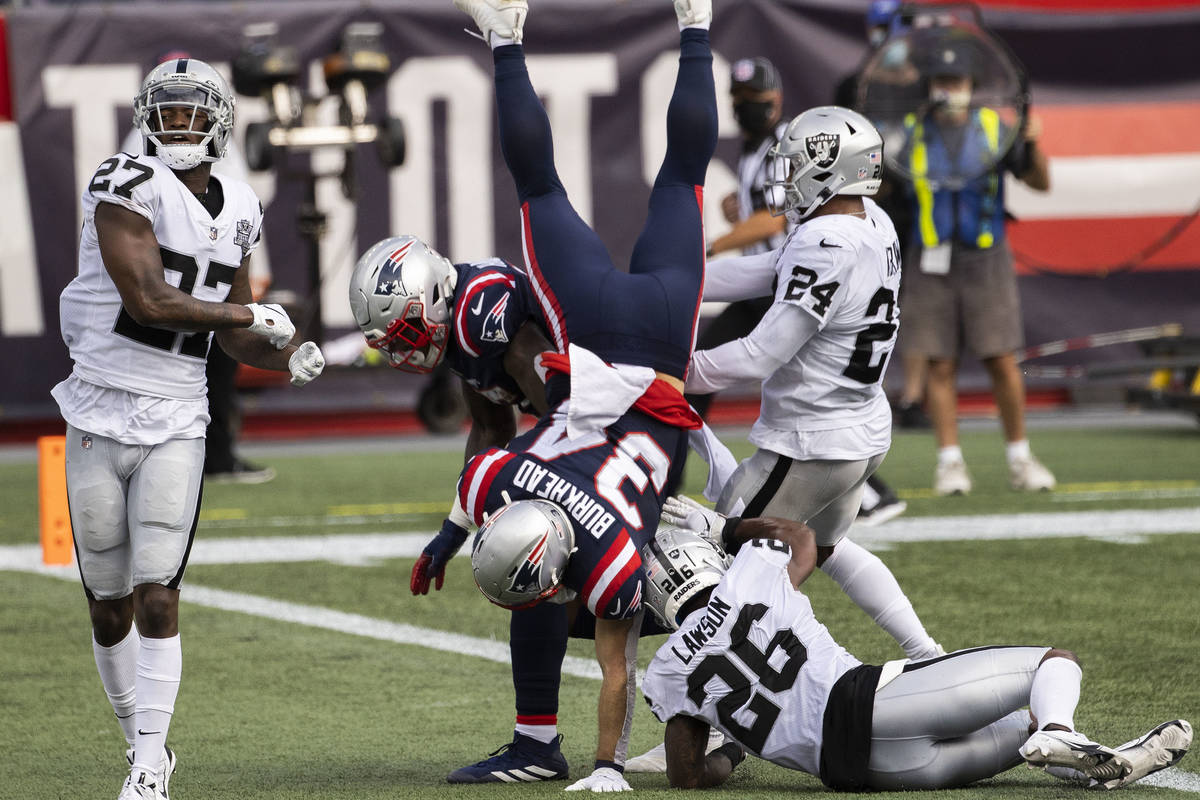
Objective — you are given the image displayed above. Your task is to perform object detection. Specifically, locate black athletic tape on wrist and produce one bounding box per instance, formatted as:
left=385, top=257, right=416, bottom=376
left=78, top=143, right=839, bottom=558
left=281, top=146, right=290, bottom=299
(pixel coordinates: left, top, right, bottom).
left=721, top=517, right=744, bottom=556
left=595, top=759, right=624, bottom=774
left=714, top=741, right=745, bottom=767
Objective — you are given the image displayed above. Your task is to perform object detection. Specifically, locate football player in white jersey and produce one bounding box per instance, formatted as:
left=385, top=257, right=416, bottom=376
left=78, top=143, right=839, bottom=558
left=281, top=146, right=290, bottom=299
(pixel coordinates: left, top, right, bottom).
left=51, top=58, right=324, bottom=800
left=639, top=517, right=1192, bottom=791
left=683, top=106, right=942, bottom=662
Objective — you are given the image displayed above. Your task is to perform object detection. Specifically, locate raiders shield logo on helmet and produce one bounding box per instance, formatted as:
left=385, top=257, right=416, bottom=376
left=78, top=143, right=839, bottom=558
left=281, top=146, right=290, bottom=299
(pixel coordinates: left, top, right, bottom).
left=805, top=132, right=840, bottom=168
left=373, top=239, right=415, bottom=297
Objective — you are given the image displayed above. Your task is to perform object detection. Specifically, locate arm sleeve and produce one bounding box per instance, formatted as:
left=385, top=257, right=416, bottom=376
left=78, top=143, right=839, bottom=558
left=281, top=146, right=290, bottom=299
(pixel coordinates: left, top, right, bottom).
left=685, top=302, right=821, bottom=394
left=703, top=250, right=779, bottom=302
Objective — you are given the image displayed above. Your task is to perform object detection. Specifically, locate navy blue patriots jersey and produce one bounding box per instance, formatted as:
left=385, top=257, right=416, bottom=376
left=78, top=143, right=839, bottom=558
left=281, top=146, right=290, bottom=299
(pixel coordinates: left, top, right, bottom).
left=445, top=259, right=547, bottom=408
left=458, top=410, right=689, bottom=620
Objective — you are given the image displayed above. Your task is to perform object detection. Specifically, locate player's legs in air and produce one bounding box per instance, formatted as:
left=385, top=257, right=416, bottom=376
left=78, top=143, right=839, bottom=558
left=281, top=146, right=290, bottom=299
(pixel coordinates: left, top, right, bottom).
left=624, top=24, right=717, bottom=379
left=490, top=4, right=716, bottom=376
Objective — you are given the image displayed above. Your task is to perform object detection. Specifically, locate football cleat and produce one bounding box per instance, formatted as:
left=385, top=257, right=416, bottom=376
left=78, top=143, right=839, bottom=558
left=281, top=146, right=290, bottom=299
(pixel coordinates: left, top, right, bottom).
left=117, top=771, right=168, bottom=800
left=447, top=732, right=569, bottom=783
left=453, top=0, right=528, bottom=45
left=673, top=0, right=712, bottom=27
left=1009, top=455, right=1056, bottom=492
left=856, top=497, right=907, bottom=527
left=125, top=745, right=176, bottom=797
left=1093, top=719, right=1192, bottom=790
left=1020, top=729, right=1132, bottom=785
left=625, top=727, right=725, bottom=773
left=934, top=458, right=972, bottom=496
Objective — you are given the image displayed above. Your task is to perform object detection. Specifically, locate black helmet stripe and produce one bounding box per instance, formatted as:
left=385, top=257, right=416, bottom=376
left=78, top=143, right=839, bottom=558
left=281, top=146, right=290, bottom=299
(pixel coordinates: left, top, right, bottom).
left=175, top=58, right=189, bottom=74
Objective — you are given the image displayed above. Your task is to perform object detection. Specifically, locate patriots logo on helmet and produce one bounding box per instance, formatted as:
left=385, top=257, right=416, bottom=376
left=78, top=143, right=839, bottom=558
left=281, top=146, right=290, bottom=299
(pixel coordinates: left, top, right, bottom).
left=509, top=531, right=550, bottom=595
left=805, top=132, right=840, bottom=168
left=481, top=293, right=510, bottom=344
left=373, top=240, right=415, bottom=297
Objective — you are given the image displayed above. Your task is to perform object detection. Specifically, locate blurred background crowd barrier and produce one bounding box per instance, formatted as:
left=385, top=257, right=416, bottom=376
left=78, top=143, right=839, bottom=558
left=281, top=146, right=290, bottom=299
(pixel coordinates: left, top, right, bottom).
left=1, top=0, right=1198, bottom=432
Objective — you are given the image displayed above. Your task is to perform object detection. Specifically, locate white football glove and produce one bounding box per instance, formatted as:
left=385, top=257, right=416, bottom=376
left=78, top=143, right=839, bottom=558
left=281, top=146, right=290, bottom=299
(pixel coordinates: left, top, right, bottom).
left=565, top=767, right=632, bottom=793
left=246, top=302, right=296, bottom=350
left=661, top=494, right=727, bottom=547
left=288, top=341, right=325, bottom=386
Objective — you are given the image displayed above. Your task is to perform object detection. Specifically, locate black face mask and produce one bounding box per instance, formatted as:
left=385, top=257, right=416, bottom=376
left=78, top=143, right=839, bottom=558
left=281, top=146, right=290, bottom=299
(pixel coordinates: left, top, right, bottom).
left=734, top=100, right=777, bottom=137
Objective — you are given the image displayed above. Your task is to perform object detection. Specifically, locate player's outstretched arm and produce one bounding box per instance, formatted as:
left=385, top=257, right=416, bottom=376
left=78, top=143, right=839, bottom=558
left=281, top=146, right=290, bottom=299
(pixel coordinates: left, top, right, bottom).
left=664, top=715, right=743, bottom=789
left=701, top=248, right=778, bottom=302
left=723, top=516, right=818, bottom=588
left=410, top=496, right=472, bottom=595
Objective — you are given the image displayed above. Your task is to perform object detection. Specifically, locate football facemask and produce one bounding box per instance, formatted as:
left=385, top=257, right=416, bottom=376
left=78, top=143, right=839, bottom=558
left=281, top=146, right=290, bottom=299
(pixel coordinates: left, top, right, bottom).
left=134, top=58, right=234, bottom=171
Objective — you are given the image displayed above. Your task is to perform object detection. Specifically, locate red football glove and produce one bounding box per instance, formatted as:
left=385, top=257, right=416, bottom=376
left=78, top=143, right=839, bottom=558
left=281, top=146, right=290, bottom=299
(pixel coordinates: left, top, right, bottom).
left=410, top=518, right=469, bottom=595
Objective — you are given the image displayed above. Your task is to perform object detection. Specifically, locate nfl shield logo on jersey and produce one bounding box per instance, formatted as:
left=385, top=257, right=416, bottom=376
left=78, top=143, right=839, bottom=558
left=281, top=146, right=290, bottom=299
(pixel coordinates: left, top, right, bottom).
left=373, top=239, right=414, bottom=297
left=209, top=226, right=219, bottom=241
left=81, top=435, right=92, bottom=450
left=805, top=132, right=840, bottom=168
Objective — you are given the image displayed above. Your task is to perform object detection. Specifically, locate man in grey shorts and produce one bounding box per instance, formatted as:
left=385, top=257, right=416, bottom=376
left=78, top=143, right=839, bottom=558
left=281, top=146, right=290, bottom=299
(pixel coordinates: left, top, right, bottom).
left=898, top=40, right=1055, bottom=496
left=639, top=516, right=1192, bottom=792
left=683, top=106, right=943, bottom=662
left=52, top=58, right=324, bottom=800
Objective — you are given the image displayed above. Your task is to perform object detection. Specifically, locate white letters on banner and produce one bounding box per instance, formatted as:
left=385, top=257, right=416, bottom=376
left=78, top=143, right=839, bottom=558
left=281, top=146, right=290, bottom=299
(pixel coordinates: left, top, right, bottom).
left=0, top=122, right=43, bottom=336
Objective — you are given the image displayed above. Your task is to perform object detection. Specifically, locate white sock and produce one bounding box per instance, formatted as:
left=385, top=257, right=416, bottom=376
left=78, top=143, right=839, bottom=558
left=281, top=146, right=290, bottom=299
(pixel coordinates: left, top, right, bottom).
left=820, top=539, right=938, bottom=660
left=1006, top=439, right=1032, bottom=464
left=488, top=32, right=517, bottom=49
left=860, top=480, right=881, bottom=513
left=938, top=445, right=964, bottom=466
left=675, top=1, right=711, bottom=30
left=93, top=627, right=140, bottom=747
left=515, top=723, right=557, bottom=744
left=132, top=634, right=181, bottom=777
left=1030, top=656, right=1081, bottom=731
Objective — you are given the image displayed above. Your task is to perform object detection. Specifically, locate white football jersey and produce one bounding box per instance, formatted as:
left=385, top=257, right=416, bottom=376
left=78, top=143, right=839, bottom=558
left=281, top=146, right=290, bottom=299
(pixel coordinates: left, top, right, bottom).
left=750, top=197, right=901, bottom=458
left=59, top=152, right=263, bottom=402
left=642, top=541, right=862, bottom=776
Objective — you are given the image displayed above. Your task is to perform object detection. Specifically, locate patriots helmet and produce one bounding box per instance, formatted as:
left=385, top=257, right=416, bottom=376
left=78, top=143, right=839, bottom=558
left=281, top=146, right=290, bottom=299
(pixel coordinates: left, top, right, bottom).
left=133, top=57, right=234, bottom=171
left=641, top=527, right=730, bottom=631
left=765, top=106, right=884, bottom=222
left=471, top=499, right=577, bottom=609
left=349, top=235, right=458, bottom=373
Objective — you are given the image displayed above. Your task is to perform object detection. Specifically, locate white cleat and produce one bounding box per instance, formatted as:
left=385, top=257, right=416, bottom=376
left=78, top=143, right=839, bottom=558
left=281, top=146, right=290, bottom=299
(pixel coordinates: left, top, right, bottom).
left=1020, top=729, right=1132, bottom=786
left=1093, top=719, right=1192, bottom=790
left=934, top=458, right=972, bottom=496
left=673, top=0, right=712, bottom=27
left=453, top=0, right=528, bottom=45
left=625, top=727, right=724, bottom=773
left=124, top=746, right=176, bottom=799
left=117, top=771, right=168, bottom=800
left=1009, top=454, right=1057, bottom=492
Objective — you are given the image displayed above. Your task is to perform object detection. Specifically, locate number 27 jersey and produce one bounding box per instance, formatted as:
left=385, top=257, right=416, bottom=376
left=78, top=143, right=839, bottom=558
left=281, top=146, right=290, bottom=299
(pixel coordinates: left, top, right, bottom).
left=60, top=152, right=264, bottom=401
left=642, top=541, right=862, bottom=776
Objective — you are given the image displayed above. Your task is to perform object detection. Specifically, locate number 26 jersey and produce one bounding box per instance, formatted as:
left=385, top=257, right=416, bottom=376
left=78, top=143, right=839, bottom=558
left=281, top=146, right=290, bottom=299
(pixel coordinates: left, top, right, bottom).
left=60, top=152, right=264, bottom=401
left=641, top=541, right=862, bottom=776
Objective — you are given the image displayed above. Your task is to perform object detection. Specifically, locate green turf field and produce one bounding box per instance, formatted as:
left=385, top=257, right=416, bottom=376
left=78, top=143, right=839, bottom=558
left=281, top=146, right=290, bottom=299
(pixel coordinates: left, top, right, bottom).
left=1, top=423, right=1198, bottom=799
